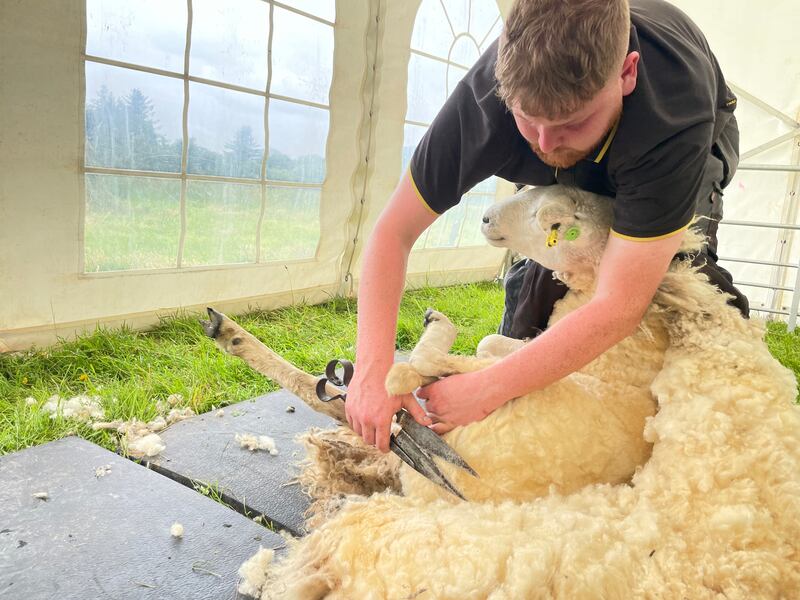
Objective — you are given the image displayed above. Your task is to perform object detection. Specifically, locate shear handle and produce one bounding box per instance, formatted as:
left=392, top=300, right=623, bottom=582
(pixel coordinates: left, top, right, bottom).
left=315, top=359, right=355, bottom=403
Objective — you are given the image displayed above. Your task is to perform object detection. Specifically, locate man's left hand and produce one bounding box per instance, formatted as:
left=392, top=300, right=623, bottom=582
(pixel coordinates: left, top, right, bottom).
left=416, top=371, right=498, bottom=428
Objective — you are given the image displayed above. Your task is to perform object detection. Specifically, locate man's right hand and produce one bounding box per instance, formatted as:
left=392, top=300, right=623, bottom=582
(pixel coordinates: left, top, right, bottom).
left=349, top=171, right=438, bottom=451
left=345, top=370, right=431, bottom=453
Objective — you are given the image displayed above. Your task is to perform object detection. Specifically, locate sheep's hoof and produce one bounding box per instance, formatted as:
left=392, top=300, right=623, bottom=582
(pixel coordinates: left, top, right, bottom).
left=200, top=307, right=224, bottom=338
left=423, top=308, right=444, bottom=327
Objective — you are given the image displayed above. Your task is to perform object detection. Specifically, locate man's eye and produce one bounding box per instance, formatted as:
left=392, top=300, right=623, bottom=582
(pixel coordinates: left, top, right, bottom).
left=566, top=119, right=587, bottom=131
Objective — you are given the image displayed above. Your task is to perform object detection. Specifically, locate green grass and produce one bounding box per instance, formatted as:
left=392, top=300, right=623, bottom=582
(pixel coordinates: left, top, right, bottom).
left=84, top=177, right=323, bottom=271
left=0, top=283, right=505, bottom=455
left=765, top=321, right=800, bottom=385
left=3, top=282, right=799, bottom=456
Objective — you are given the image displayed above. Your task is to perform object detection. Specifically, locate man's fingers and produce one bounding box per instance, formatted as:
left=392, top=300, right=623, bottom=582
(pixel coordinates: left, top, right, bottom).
left=351, top=416, right=363, bottom=438
left=375, top=422, right=392, bottom=453
left=402, top=395, right=432, bottom=426
left=362, top=425, right=376, bottom=448
left=429, top=422, right=456, bottom=435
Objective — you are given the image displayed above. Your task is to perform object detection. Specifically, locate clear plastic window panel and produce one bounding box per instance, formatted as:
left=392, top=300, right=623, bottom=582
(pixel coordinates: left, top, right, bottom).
left=458, top=192, right=496, bottom=246
left=182, top=181, right=261, bottom=266
left=470, top=0, right=503, bottom=48
left=187, top=82, right=266, bottom=179
left=407, top=1, right=502, bottom=252
left=423, top=202, right=468, bottom=249
left=277, top=0, right=335, bottom=22
left=480, top=15, right=503, bottom=50
left=261, top=186, right=321, bottom=261
left=447, top=64, right=468, bottom=96
left=401, top=123, right=428, bottom=175
left=84, top=0, right=332, bottom=274
left=406, top=54, right=448, bottom=124
left=411, top=0, right=453, bottom=58
left=450, top=35, right=480, bottom=67
left=267, top=99, right=328, bottom=183
left=190, top=0, right=270, bottom=91
left=84, top=174, right=181, bottom=272
left=271, top=7, right=334, bottom=105
left=441, top=0, right=471, bottom=38
left=85, top=62, right=184, bottom=172
left=86, top=0, right=186, bottom=72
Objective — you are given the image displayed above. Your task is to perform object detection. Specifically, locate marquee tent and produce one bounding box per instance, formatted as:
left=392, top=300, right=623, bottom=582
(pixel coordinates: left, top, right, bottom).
left=1, top=0, right=798, bottom=352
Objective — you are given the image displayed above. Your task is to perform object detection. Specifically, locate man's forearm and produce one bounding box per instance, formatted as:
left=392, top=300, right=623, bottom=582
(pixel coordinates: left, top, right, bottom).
left=480, top=229, right=685, bottom=409
left=355, top=225, right=410, bottom=379
left=481, top=296, right=641, bottom=408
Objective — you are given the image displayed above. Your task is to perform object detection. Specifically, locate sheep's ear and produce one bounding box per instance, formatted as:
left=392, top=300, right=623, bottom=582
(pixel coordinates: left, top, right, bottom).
left=535, top=205, right=575, bottom=232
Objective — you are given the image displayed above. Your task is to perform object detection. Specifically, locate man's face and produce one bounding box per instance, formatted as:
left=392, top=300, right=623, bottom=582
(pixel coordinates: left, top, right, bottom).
left=511, top=81, right=623, bottom=169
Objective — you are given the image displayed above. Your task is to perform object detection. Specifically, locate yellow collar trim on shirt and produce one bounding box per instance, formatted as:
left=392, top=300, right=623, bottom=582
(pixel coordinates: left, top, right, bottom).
left=593, top=118, right=620, bottom=164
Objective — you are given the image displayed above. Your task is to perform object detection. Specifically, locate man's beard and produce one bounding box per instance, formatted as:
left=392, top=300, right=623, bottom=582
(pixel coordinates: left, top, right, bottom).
left=531, top=145, right=591, bottom=169
left=530, top=103, right=623, bottom=169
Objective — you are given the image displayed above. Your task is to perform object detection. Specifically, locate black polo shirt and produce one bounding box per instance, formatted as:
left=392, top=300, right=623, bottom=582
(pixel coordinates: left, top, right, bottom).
left=409, top=0, right=738, bottom=240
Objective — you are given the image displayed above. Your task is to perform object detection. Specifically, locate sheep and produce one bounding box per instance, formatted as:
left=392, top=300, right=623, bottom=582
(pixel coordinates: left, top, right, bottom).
left=206, top=187, right=677, bottom=514
left=227, top=185, right=800, bottom=599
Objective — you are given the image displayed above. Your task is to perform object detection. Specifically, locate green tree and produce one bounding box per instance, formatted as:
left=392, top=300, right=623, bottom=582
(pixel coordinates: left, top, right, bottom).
left=223, top=125, right=263, bottom=178
left=85, top=86, right=181, bottom=172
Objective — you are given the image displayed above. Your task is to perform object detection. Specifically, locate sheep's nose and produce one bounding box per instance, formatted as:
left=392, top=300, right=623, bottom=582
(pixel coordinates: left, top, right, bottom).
left=482, top=216, right=490, bottom=224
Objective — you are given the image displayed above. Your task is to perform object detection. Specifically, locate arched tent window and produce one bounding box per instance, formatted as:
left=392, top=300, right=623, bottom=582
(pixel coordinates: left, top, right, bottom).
left=403, top=0, right=503, bottom=250
left=83, top=0, right=334, bottom=273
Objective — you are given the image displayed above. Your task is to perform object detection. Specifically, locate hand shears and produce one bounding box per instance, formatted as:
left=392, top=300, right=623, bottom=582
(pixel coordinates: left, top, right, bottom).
left=316, top=359, right=478, bottom=500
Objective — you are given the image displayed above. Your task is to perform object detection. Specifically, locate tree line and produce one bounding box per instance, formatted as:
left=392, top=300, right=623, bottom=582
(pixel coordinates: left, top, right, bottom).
left=85, top=86, right=325, bottom=182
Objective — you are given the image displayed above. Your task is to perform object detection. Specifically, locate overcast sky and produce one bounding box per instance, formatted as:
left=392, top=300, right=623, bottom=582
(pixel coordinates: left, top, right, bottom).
left=85, top=0, right=501, bottom=156
left=86, top=0, right=333, bottom=155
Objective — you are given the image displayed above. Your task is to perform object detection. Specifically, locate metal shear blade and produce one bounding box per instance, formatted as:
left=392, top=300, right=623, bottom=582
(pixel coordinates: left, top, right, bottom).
left=391, top=426, right=466, bottom=501
left=315, top=358, right=478, bottom=500
left=396, top=411, right=478, bottom=477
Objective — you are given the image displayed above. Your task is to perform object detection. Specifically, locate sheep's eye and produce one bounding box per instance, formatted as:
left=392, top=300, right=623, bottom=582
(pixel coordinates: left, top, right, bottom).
left=231, top=337, right=242, bottom=346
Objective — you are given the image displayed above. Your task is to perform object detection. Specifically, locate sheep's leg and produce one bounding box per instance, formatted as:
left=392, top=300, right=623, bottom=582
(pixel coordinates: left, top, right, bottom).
left=201, top=308, right=346, bottom=423
left=408, top=309, right=496, bottom=377
left=385, top=309, right=497, bottom=395
left=476, top=334, right=527, bottom=359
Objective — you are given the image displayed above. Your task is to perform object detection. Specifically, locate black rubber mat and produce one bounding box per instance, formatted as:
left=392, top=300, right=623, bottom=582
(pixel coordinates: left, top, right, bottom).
left=151, top=389, right=337, bottom=535
left=0, top=436, right=284, bottom=600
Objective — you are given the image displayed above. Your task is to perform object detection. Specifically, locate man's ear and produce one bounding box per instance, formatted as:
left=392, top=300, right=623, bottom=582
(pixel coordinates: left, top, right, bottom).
left=620, top=51, right=639, bottom=97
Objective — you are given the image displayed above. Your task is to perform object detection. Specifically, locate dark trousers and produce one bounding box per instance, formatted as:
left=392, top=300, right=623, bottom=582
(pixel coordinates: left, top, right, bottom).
left=499, top=179, right=750, bottom=340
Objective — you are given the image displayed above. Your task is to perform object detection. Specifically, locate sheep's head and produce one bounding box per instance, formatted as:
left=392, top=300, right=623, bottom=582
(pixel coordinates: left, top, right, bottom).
left=200, top=307, right=261, bottom=359
left=482, top=185, right=613, bottom=287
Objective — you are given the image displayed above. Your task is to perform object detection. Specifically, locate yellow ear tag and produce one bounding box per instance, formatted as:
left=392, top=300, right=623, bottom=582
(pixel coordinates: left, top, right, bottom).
left=564, top=226, right=580, bottom=241
left=546, top=225, right=559, bottom=248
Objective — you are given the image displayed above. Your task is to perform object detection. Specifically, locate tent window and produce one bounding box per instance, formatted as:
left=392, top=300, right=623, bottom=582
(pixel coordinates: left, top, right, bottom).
left=83, top=0, right=334, bottom=273
left=404, top=0, right=503, bottom=250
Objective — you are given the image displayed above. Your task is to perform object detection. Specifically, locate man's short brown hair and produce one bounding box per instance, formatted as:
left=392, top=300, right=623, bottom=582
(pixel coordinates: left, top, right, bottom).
left=496, top=0, right=631, bottom=119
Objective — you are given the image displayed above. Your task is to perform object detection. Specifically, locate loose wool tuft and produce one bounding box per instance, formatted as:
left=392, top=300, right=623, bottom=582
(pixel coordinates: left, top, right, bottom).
left=236, top=433, right=280, bottom=455
left=237, top=546, right=275, bottom=598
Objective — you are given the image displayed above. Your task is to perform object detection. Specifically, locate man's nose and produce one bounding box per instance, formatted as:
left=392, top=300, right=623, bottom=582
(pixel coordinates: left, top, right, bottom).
left=537, top=126, right=560, bottom=153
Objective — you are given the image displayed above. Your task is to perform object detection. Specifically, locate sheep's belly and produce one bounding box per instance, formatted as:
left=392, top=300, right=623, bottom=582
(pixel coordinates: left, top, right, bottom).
left=401, top=373, right=656, bottom=503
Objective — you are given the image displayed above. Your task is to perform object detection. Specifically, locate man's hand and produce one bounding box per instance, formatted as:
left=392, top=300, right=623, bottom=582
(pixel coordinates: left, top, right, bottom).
left=345, top=370, right=431, bottom=453
left=416, top=371, right=498, bottom=428
left=349, top=172, right=438, bottom=451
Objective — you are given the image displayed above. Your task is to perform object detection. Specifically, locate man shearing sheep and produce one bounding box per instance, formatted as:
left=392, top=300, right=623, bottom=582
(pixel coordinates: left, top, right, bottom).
left=347, top=0, right=749, bottom=450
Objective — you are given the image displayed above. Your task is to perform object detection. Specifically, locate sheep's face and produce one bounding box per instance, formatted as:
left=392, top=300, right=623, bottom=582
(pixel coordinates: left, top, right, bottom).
left=481, top=185, right=613, bottom=277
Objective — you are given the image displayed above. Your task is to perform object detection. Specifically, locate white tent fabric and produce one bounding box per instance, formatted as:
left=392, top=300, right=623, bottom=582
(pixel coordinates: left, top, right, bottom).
left=1, top=0, right=798, bottom=352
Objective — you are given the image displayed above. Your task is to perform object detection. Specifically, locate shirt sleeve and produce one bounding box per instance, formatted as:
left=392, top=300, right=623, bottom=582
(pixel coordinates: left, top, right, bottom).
left=610, top=122, right=713, bottom=240
left=408, top=54, right=514, bottom=214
